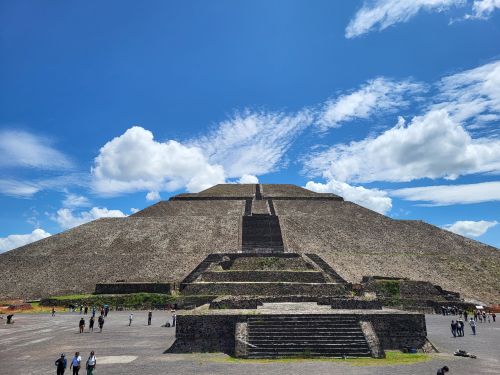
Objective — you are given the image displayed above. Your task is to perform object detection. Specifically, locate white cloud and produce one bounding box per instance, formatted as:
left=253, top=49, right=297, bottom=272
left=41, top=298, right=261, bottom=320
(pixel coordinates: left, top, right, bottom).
left=0, top=174, right=89, bottom=198
left=317, top=78, right=425, bottom=129
left=193, top=110, right=312, bottom=179
left=391, top=181, right=500, bottom=205
left=305, top=179, right=392, bottom=214
left=238, top=174, right=259, bottom=184
left=62, top=193, right=91, bottom=208
left=91, top=126, right=225, bottom=195
left=304, top=110, right=500, bottom=183
left=345, top=0, right=464, bottom=38
left=145, top=191, right=161, bottom=201
left=53, top=207, right=126, bottom=230
left=444, top=220, right=498, bottom=237
left=130, top=208, right=139, bottom=214
left=0, top=228, right=51, bottom=253
left=432, top=60, right=500, bottom=128
left=468, top=0, right=500, bottom=18
left=0, top=130, right=73, bottom=170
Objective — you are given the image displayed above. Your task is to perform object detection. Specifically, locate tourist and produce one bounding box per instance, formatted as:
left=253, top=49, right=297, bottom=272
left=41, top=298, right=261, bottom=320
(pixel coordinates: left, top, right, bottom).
left=148, top=310, right=152, bottom=326
left=492, top=312, right=496, bottom=322
left=98, top=315, right=104, bottom=332
left=463, top=311, right=468, bottom=321
left=89, top=316, right=94, bottom=332
left=85, top=351, right=96, bottom=375
left=70, top=352, right=81, bottom=375
left=437, top=365, right=449, bottom=374
left=52, top=307, right=56, bottom=317
left=79, top=317, right=85, bottom=333
left=458, top=319, right=465, bottom=337
left=129, top=313, right=133, bottom=326
left=450, top=320, right=457, bottom=337
left=55, top=353, right=67, bottom=375
left=482, top=312, right=487, bottom=322
left=91, top=306, right=96, bottom=318
left=104, top=304, right=109, bottom=317
left=84, top=306, right=88, bottom=315
left=172, top=313, right=176, bottom=327
left=469, top=317, right=477, bottom=335
left=79, top=305, right=83, bottom=315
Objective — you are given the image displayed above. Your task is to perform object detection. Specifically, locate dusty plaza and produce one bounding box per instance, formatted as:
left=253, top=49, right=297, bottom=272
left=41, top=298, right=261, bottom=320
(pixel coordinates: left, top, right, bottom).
left=0, top=310, right=499, bottom=374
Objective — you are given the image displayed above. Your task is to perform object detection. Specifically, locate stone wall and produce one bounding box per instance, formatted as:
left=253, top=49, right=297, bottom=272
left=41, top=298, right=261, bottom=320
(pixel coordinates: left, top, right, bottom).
left=94, top=282, right=171, bottom=294
left=169, top=312, right=427, bottom=355
left=200, top=270, right=326, bottom=283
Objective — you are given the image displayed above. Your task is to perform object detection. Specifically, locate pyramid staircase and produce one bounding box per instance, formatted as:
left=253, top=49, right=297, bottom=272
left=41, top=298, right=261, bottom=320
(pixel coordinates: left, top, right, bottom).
left=246, top=315, right=372, bottom=358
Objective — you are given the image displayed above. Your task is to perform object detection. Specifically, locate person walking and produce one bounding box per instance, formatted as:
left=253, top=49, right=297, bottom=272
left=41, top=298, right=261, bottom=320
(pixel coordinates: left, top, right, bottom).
left=79, top=317, right=85, bottom=334
left=84, top=306, right=88, bottom=315
left=172, top=313, right=176, bottom=327
left=469, top=317, right=477, bottom=335
left=70, top=352, right=81, bottom=375
left=89, top=316, right=94, bottom=333
left=85, top=351, right=96, bottom=375
left=79, top=305, right=83, bottom=315
left=98, top=315, right=104, bottom=333
left=458, top=319, right=465, bottom=337
left=55, top=353, right=67, bottom=375
left=148, top=311, right=152, bottom=326
left=437, top=366, right=449, bottom=374
left=128, top=313, right=133, bottom=326
left=104, top=305, right=109, bottom=317
left=450, top=320, right=457, bottom=337
left=52, top=307, right=56, bottom=317
left=492, top=313, right=496, bottom=322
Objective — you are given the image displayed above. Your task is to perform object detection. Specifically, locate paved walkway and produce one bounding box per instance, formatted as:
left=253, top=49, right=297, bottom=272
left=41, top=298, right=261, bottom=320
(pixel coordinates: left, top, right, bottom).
left=0, top=311, right=498, bottom=374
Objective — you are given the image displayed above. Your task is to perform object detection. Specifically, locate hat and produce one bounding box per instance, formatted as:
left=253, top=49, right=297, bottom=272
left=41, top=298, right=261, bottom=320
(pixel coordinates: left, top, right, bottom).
left=61, top=353, right=65, bottom=357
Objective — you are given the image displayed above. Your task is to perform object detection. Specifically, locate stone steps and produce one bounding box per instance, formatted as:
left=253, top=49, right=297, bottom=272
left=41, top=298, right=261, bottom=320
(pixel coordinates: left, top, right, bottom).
left=182, top=282, right=349, bottom=296
left=200, top=270, right=327, bottom=283
left=241, top=215, right=284, bottom=253
left=246, top=315, right=371, bottom=359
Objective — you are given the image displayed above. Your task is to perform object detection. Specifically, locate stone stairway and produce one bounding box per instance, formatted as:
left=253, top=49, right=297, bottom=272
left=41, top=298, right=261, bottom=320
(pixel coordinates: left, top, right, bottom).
left=246, top=315, right=372, bottom=358
left=242, top=215, right=284, bottom=253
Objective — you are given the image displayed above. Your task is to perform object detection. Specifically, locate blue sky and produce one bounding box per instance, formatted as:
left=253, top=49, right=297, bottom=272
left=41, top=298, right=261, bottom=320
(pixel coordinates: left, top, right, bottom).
left=1, top=0, right=500, bottom=251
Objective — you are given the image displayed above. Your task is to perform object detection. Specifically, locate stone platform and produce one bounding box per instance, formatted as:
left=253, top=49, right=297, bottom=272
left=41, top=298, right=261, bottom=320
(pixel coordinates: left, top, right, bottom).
left=169, top=303, right=427, bottom=358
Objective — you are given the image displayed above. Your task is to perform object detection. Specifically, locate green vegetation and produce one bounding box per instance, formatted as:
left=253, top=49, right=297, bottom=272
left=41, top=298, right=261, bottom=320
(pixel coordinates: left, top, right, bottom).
left=40, top=293, right=215, bottom=309
left=375, top=280, right=401, bottom=298
left=198, top=351, right=431, bottom=366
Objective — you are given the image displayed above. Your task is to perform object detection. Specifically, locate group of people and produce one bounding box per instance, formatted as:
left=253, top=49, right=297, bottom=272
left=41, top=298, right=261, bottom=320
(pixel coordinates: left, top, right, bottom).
left=449, top=309, right=497, bottom=336
left=78, top=315, right=105, bottom=333
left=55, top=351, right=96, bottom=375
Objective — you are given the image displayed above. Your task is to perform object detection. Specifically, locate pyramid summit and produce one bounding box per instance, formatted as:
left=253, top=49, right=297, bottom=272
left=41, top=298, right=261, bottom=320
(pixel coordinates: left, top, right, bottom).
left=0, top=183, right=498, bottom=303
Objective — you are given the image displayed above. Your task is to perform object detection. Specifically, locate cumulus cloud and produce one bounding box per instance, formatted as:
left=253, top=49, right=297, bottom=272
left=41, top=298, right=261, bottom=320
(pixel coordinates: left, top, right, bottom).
left=145, top=191, right=161, bottom=201
left=345, top=0, right=464, bottom=38
left=130, top=208, right=139, bottom=214
left=304, top=110, right=500, bottom=183
left=391, top=181, right=500, bottom=205
left=305, top=179, right=392, bottom=214
left=444, top=220, right=498, bottom=237
left=0, top=228, right=51, bottom=253
left=238, top=174, right=259, bottom=184
left=0, top=130, right=73, bottom=170
left=317, top=78, right=425, bottom=129
left=53, top=207, right=126, bottom=230
left=432, top=60, right=500, bottom=128
left=193, top=110, right=312, bottom=179
left=91, top=126, right=225, bottom=195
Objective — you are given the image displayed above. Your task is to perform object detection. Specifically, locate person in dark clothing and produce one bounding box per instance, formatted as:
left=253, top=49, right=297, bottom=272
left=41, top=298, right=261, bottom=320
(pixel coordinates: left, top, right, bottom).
left=450, top=320, right=457, bottom=337
left=148, top=311, right=152, bottom=326
left=458, top=319, right=465, bottom=336
left=55, top=353, right=67, bottom=375
left=79, top=318, right=85, bottom=333
left=98, top=315, right=104, bottom=333
left=493, top=313, right=496, bottom=322
left=89, top=316, right=94, bottom=332
left=437, top=365, right=449, bottom=374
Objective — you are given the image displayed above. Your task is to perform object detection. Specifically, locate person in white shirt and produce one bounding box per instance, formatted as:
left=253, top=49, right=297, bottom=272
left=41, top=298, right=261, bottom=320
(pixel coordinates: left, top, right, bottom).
left=86, top=351, right=96, bottom=375
left=69, top=352, right=81, bottom=375
left=128, top=313, right=133, bottom=326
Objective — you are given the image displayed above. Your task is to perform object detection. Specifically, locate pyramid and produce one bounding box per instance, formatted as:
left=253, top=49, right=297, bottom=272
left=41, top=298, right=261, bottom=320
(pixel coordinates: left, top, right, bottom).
left=1, top=183, right=498, bottom=303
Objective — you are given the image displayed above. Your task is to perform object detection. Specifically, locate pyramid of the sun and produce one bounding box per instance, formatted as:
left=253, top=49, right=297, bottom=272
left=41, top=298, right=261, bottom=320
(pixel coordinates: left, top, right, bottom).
left=1, top=184, right=499, bottom=303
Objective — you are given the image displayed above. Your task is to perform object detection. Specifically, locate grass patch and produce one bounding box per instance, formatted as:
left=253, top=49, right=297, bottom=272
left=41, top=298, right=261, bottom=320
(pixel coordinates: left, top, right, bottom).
left=199, top=351, right=431, bottom=366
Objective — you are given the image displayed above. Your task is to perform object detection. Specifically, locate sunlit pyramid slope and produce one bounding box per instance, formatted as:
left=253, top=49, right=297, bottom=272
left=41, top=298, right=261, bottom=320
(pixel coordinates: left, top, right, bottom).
left=0, top=184, right=498, bottom=303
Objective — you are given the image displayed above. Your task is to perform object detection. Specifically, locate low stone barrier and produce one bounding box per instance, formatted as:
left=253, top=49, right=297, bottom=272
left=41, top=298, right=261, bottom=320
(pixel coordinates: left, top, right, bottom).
left=94, top=282, right=171, bottom=295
